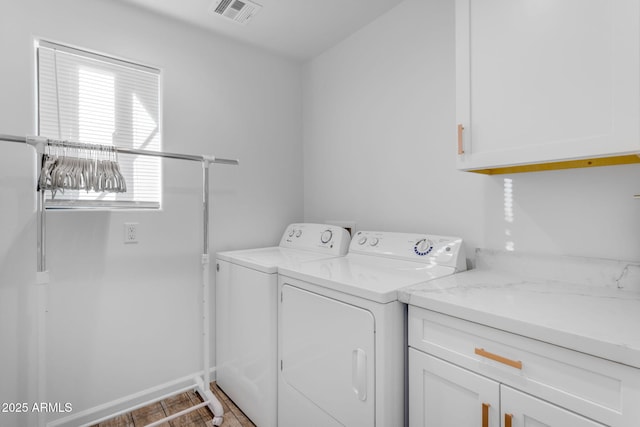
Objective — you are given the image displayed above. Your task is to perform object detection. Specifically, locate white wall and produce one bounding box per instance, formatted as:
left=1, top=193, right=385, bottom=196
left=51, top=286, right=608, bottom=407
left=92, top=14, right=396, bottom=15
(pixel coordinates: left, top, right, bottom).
left=303, top=0, right=640, bottom=262
left=0, top=145, right=39, bottom=427
left=0, top=0, right=303, bottom=424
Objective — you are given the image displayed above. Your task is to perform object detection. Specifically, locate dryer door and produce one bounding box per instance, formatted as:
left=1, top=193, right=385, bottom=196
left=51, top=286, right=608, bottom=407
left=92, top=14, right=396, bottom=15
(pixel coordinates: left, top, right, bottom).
left=281, top=284, right=375, bottom=426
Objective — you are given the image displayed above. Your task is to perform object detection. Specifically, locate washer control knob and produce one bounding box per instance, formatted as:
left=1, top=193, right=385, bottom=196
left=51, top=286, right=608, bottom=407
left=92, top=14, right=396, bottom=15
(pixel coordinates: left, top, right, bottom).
left=288, top=229, right=295, bottom=237
left=321, top=229, right=332, bottom=244
left=414, top=238, right=433, bottom=256
left=358, top=236, right=368, bottom=245
left=369, top=238, right=379, bottom=247
left=296, top=230, right=303, bottom=238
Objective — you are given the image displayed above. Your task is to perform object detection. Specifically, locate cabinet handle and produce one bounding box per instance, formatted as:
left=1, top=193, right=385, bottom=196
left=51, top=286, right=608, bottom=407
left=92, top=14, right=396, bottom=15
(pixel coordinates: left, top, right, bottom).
left=457, top=124, right=465, bottom=154
left=505, top=413, right=513, bottom=427
left=474, top=347, right=523, bottom=370
left=482, top=403, right=490, bottom=427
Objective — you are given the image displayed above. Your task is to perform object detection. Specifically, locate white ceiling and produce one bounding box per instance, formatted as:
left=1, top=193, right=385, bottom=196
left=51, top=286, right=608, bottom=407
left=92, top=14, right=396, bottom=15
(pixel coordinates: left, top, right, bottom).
left=116, top=0, right=405, bottom=61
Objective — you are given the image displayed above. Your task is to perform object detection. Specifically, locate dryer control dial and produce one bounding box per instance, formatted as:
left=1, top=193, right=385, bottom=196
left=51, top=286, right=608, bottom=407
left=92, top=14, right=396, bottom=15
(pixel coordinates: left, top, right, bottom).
left=369, top=237, right=379, bottom=247
left=414, top=238, right=433, bottom=256
left=321, top=229, right=333, bottom=244
left=296, top=230, right=303, bottom=238
left=288, top=229, right=295, bottom=237
left=358, top=236, right=368, bottom=245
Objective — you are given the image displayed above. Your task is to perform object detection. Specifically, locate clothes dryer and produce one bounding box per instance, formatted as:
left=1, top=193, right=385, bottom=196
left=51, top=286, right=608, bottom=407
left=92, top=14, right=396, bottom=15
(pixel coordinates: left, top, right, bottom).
left=215, top=223, right=350, bottom=427
left=277, top=231, right=466, bottom=427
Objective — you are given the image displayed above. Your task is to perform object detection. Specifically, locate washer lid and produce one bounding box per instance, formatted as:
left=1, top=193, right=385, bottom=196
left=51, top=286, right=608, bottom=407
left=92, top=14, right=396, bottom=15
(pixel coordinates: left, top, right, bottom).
left=278, top=253, right=457, bottom=303
left=216, top=247, right=341, bottom=274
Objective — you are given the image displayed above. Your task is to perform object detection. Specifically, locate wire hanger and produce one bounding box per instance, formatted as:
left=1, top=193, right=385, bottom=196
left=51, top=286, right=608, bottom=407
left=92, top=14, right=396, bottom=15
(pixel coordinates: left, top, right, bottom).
left=38, top=140, right=128, bottom=198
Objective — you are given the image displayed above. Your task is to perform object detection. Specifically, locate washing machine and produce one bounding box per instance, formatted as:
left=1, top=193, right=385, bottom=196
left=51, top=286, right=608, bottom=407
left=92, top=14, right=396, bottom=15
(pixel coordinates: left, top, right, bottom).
left=215, top=223, right=351, bottom=427
left=277, top=230, right=466, bottom=427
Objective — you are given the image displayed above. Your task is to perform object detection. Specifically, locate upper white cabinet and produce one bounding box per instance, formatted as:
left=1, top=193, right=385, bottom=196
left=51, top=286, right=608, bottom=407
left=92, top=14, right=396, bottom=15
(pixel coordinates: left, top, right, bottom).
left=455, top=0, right=640, bottom=173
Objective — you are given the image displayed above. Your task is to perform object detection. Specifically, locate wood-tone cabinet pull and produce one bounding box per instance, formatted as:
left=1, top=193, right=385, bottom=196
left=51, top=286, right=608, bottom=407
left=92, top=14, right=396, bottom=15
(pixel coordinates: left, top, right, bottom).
left=505, top=413, right=513, bottom=427
left=482, top=403, right=490, bottom=427
left=474, top=347, right=523, bottom=370
left=457, top=124, right=465, bottom=154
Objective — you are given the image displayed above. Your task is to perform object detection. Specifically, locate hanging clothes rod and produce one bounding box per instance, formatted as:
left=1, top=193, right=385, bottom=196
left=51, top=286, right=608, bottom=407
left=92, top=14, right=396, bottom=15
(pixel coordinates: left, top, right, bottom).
left=1, top=131, right=234, bottom=426
left=0, top=134, right=240, bottom=166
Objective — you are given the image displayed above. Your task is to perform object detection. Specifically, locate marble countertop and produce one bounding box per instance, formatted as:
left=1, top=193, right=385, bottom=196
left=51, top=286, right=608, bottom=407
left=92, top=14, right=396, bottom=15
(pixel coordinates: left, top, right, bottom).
left=399, top=249, right=640, bottom=369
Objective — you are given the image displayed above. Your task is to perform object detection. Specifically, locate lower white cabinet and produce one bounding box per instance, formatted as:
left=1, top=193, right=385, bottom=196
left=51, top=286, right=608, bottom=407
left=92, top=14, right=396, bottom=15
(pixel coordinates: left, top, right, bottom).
left=409, top=349, right=604, bottom=427
left=409, top=349, right=499, bottom=427
left=408, top=306, right=640, bottom=426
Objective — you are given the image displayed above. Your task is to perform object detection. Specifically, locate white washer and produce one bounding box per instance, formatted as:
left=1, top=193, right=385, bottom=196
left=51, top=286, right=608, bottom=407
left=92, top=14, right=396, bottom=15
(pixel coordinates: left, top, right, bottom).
left=215, top=223, right=351, bottom=427
left=277, top=231, right=466, bottom=427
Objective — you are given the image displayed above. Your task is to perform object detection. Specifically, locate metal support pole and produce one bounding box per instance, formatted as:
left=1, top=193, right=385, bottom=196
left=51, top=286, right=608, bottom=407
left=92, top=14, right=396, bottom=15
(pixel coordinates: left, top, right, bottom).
left=31, top=143, right=49, bottom=427
left=37, top=191, right=46, bottom=272
left=198, top=160, right=224, bottom=426
left=203, top=161, right=210, bottom=256
left=202, top=160, right=211, bottom=388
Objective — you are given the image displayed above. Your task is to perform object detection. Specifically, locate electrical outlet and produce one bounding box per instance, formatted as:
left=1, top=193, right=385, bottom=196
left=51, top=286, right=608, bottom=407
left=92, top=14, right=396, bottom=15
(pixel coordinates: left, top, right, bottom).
left=124, top=223, right=138, bottom=244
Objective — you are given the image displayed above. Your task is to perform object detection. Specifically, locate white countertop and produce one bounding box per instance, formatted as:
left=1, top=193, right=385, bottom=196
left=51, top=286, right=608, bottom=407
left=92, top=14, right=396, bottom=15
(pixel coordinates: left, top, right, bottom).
left=399, top=249, right=640, bottom=369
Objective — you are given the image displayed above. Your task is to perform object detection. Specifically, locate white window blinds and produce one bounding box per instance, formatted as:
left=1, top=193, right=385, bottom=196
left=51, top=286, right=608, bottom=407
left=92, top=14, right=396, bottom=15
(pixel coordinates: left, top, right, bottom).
left=37, top=40, right=162, bottom=209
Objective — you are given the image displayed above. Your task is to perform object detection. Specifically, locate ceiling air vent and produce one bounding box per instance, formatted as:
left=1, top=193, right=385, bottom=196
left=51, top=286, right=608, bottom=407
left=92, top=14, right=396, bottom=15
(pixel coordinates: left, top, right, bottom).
left=210, top=0, right=262, bottom=25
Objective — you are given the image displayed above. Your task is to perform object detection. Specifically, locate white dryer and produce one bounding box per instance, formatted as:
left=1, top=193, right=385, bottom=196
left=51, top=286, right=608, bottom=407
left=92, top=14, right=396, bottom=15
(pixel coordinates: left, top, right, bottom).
left=215, top=223, right=351, bottom=427
left=277, top=231, right=466, bottom=427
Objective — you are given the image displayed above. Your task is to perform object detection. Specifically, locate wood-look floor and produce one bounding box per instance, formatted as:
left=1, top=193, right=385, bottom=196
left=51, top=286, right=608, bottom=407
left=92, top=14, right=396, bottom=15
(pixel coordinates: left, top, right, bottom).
left=91, top=382, right=256, bottom=427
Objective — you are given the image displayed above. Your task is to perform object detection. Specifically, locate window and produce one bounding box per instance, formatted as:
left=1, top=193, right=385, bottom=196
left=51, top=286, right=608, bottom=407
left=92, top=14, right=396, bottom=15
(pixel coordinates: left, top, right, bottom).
left=37, top=40, right=162, bottom=209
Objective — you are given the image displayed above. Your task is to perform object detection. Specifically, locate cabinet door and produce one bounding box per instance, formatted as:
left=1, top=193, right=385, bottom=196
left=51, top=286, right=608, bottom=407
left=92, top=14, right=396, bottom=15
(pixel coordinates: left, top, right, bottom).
left=501, top=386, right=605, bottom=427
left=409, top=348, right=500, bottom=427
left=456, top=0, right=640, bottom=171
